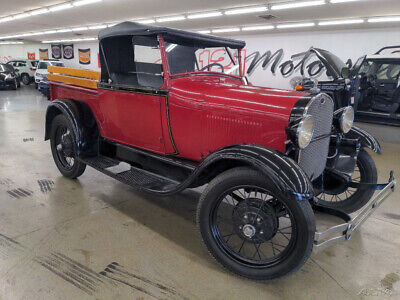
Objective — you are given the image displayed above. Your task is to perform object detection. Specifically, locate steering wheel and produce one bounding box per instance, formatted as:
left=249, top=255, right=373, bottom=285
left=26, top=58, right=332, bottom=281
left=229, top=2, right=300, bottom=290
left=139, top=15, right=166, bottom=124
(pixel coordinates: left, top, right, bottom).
left=199, top=63, right=224, bottom=72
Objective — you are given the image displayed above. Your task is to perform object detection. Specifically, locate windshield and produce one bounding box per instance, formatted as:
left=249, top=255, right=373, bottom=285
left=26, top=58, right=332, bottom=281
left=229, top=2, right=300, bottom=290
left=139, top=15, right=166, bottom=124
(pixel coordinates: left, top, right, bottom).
left=360, top=60, right=400, bottom=80
left=0, top=64, right=13, bottom=72
left=38, top=61, right=64, bottom=69
left=165, top=42, right=241, bottom=76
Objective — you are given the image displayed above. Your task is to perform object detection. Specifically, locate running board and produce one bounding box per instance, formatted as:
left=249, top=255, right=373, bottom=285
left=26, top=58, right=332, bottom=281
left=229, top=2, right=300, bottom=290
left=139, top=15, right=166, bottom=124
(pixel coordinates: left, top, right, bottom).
left=78, top=155, right=180, bottom=193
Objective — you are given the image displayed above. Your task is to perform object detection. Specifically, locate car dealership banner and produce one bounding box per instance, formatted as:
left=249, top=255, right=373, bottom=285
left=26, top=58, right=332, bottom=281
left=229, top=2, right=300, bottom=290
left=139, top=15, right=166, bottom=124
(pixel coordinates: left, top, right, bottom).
left=78, top=48, right=91, bottom=65
left=39, top=49, right=49, bottom=60
left=63, top=44, right=74, bottom=59
left=51, top=44, right=62, bottom=59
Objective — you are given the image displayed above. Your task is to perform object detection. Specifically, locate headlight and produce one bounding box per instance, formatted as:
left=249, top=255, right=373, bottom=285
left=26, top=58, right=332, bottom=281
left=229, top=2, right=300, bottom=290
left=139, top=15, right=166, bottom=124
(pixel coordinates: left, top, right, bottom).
left=340, top=106, right=354, bottom=134
left=297, top=115, right=315, bottom=149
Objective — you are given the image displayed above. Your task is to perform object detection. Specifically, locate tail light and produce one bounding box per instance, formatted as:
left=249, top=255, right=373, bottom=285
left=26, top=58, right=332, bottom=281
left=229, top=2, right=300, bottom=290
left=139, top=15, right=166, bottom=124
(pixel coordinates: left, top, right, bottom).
left=30, top=67, right=36, bottom=71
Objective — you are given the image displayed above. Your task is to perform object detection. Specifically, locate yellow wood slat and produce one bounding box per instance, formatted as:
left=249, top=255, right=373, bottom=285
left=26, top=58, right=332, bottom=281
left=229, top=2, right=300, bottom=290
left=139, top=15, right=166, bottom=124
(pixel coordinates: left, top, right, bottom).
left=48, top=74, right=98, bottom=89
left=48, top=66, right=100, bottom=80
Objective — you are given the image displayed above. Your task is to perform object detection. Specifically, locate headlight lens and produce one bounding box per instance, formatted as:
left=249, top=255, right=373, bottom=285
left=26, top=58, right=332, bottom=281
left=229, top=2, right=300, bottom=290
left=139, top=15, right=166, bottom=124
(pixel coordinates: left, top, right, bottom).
left=297, top=115, right=315, bottom=149
left=340, top=106, right=354, bottom=134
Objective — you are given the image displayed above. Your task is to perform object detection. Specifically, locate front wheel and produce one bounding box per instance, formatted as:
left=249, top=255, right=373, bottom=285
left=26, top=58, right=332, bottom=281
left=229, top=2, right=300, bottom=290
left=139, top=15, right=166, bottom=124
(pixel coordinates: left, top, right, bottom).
left=197, top=167, right=315, bottom=280
left=315, top=150, right=377, bottom=213
left=21, top=74, right=31, bottom=85
left=50, top=114, right=86, bottom=179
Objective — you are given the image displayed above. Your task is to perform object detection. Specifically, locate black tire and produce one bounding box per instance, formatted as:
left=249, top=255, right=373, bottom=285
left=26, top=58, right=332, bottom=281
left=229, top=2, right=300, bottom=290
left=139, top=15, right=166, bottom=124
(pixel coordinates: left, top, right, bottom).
left=35, top=83, right=38, bottom=89
left=11, top=79, right=17, bottom=90
left=21, top=74, right=31, bottom=85
left=197, top=167, right=315, bottom=280
left=50, top=114, right=86, bottom=179
left=316, top=149, right=377, bottom=213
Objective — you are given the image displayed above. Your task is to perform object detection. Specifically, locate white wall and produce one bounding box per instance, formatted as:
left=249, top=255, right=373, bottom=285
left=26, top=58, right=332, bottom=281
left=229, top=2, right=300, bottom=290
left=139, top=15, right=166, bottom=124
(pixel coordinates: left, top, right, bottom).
left=1, top=26, right=399, bottom=88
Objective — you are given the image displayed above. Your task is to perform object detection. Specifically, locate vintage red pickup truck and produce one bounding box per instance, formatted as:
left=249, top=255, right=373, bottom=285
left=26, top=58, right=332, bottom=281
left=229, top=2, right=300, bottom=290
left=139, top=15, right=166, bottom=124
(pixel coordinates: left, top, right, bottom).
left=45, top=22, right=396, bottom=280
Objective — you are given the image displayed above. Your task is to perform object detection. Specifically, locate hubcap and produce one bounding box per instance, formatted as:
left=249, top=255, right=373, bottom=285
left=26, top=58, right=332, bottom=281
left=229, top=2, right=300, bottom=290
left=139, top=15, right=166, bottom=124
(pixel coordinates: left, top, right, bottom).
left=242, top=224, right=256, bottom=238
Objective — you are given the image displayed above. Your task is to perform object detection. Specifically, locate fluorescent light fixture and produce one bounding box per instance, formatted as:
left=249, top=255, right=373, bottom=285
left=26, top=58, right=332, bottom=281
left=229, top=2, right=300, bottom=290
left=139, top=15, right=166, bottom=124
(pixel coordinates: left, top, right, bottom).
left=73, top=0, right=102, bottom=6
left=72, top=26, right=89, bottom=31
left=13, top=13, right=30, bottom=20
left=136, top=19, right=156, bottom=24
left=242, top=25, right=274, bottom=31
left=0, top=17, right=14, bottom=23
left=56, top=28, right=73, bottom=33
left=368, top=16, right=400, bottom=23
left=188, top=11, right=222, bottom=19
left=107, top=23, right=118, bottom=27
left=42, top=37, right=97, bottom=43
left=272, top=0, right=325, bottom=10
left=330, top=0, right=360, bottom=3
left=166, top=44, right=178, bottom=52
left=224, top=6, right=267, bottom=15
left=88, top=24, right=107, bottom=30
left=277, top=22, right=315, bottom=29
left=0, top=41, right=24, bottom=45
left=43, top=30, right=57, bottom=34
left=29, top=8, right=50, bottom=16
left=49, top=3, right=73, bottom=12
left=212, top=27, right=240, bottom=33
left=197, top=30, right=211, bottom=34
left=156, top=15, right=186, bottom=22
left=319, top=19, right=364, bottom=26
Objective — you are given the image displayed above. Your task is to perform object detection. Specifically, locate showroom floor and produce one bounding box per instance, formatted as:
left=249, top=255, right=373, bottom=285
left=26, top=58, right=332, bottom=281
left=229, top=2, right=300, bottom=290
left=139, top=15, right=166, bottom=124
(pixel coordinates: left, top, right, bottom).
left=0, top=85, right=399, bottom=299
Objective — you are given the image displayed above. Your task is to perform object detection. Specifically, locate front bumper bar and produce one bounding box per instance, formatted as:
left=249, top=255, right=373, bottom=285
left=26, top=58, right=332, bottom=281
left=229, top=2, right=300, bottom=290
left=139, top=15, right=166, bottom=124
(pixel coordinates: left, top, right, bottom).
left=313, top=171, right=396, bottom=253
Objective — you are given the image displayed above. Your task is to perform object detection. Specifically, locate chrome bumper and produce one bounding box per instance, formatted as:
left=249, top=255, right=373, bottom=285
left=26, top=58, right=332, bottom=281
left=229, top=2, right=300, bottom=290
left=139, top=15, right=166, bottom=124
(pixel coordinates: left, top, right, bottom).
left=313, top=171, right=396, bottom=253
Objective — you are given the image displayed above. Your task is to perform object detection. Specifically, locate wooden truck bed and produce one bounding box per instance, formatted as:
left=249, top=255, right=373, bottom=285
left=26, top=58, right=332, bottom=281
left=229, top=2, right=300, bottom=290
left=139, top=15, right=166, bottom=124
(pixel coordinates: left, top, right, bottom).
left=48, top=66, right=100, bottom=89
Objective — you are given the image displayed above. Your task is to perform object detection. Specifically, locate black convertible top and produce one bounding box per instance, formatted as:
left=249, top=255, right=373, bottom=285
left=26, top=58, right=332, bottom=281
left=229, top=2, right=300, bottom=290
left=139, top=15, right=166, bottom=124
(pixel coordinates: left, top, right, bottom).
left=98, top=21, right=246, bottom=49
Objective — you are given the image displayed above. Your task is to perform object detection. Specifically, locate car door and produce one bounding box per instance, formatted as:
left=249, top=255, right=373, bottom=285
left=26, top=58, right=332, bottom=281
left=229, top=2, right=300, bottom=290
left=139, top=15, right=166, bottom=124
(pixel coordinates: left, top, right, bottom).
left=98, top=36, right=166, bottom=154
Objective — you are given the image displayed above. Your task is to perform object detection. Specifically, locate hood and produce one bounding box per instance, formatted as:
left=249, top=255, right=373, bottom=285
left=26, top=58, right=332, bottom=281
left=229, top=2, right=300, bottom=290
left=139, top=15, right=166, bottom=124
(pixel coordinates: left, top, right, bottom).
left=170, top=75, right=307, bottom=122
left=310, top=48, right=347, bottom=80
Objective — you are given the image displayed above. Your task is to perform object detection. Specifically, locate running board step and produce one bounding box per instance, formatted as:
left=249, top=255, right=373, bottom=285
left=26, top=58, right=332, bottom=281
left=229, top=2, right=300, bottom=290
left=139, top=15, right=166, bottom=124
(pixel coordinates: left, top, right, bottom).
left=78, top=155, right=179, bottom=192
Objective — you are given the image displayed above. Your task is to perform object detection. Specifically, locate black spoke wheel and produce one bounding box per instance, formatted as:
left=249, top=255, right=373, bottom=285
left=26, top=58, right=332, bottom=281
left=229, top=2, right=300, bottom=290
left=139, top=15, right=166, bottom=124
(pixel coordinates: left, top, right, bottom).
left=50, top=114, right=86, bottom=179
left=316, top=149, right=377, bottom=213
left=197, top=167, right=315, bottom=280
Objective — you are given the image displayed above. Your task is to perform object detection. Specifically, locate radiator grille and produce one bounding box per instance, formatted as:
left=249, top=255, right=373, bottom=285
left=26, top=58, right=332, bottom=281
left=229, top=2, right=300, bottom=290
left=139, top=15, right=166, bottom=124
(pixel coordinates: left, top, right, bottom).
left=298, top=94, right=334, bottom=180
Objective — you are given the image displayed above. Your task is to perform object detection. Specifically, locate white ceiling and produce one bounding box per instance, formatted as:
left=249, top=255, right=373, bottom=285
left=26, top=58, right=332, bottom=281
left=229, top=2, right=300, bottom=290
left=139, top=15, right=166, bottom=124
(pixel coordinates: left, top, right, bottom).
left=0, top=0, right=400, bottom=43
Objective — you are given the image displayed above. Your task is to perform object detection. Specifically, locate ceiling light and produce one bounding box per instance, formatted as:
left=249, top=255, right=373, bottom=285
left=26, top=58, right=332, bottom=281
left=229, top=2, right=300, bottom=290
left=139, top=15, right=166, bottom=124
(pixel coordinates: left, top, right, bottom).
left=242, top=25, right=275, bottom=31
left=330, top=0, right=360, bottom=3
left=43, top=30, right=57, bottom=34
left=212, top=27, right=240, bottom=33
left=136, top=19, right=156, bottom=24
left=368, top=16, right=400, bottom=23
left=107, top=23, right=118, bottom=27
left=29, top=8, right=50, bottom=16
left=188, top=11, right=222, bottom=19
left=156, top=15, right=186, bottom=22
left=56, top=29, right=73, bottom=33
left=73, top=0, right=103, bottom=6
left=0, top=41, right=24, bottom=45
left=197, top=30, right=211, bottom=34
left=88, top=24, right=107, bottom=30
left=0, top=16, right=14, bottom=23
left=224, top=6, right=267, bottom=15
left=49, top=3, right=73, bottom=12
left=319, top=19, right=364, bottom=26
left=277, top=22, right=315, bottom=29
left=13, top=13, right=30, bottom=20
left=272, top=0, right=325, bottom=10
left=72, top=26, right=89, bottom=31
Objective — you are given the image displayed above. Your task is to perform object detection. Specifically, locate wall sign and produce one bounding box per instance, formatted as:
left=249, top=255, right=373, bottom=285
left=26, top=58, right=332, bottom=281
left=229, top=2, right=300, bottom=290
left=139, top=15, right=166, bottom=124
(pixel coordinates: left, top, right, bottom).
left=63, top=44, right=74, bottom=59
left=27, top=52, right=35, bottom=60
left=78, top=48, right=91, bottom=65
left=39, top=49, right=49, bottom=60
left=51, top=44, right=62, bottom=59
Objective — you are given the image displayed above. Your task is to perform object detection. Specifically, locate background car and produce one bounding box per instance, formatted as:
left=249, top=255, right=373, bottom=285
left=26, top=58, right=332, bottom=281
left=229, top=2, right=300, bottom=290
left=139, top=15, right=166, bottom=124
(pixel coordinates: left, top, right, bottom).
left=38, top=80, right=50, bottom=100
left=0, top=63, right=20, bottom=90
left=6, top=59, right=38, bottom=85
left=34, top=59, right=64, bottom=89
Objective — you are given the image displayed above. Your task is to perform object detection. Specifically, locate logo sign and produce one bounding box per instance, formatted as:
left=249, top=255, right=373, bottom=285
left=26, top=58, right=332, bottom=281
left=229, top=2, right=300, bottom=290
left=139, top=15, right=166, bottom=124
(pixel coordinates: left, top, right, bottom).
left=39, top=49, right=49, bottom=60
left=27, top=52, right=35, bottom=60
left=78, top=48, right=91, bottom=65
left=51, top=44, right=62, bottom=59
left=63, top=44, right=74, bottom=60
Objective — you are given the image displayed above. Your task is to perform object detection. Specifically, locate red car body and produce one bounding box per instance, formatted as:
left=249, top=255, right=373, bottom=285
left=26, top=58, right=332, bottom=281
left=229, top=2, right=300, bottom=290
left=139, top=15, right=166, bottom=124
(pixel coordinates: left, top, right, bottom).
left=50, top=64, right=306, bottom=162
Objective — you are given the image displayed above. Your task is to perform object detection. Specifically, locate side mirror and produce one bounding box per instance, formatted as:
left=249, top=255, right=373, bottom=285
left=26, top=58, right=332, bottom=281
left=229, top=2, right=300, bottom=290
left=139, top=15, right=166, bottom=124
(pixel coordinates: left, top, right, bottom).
left=341, top=67, right=350, bottom=79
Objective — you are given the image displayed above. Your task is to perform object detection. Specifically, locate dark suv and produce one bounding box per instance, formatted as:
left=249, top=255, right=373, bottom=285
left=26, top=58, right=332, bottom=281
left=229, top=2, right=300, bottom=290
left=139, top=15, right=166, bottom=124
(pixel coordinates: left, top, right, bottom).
left=0, top=63, right=20, bottom=90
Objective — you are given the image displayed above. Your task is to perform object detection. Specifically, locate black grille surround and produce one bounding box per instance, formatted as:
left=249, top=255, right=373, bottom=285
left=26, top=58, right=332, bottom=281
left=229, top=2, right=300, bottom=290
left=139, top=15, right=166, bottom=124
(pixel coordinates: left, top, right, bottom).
left=289, top=93, right=334, bottom=180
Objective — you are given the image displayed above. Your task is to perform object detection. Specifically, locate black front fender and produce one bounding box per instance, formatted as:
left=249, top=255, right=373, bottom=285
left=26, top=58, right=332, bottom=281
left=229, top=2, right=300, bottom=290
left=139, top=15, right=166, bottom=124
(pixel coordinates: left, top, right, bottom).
left=191, top=145, right=314, bottom=200
left=346, top=126, right=381, bottom=154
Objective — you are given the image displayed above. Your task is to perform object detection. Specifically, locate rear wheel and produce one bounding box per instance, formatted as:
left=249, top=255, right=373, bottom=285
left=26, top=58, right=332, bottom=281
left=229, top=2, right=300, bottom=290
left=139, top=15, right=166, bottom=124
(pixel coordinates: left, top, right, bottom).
left=197, top=167, right=315, bottom=280
left=315, top=150, right=377, bottom=213
left=21, top=74, right=31, bottom=85
left=50, top=114, right=86, bottom=179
